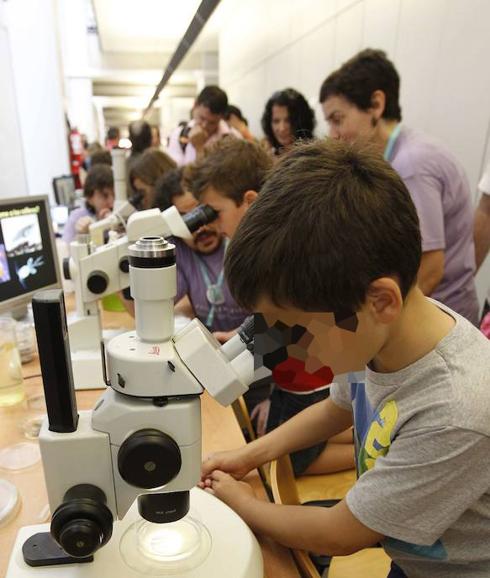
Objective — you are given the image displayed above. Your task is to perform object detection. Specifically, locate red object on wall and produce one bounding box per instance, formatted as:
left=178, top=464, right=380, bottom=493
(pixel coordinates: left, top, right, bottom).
left=68, top=128, right=83, bottom=188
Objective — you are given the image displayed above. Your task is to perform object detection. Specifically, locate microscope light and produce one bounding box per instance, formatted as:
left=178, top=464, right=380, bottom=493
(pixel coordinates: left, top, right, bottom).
left=119, top=514, right=212, bottom=574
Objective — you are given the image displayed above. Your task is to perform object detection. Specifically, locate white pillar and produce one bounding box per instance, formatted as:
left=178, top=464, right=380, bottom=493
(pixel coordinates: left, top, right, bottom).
left=4, top=0, right=69, bottom=201
left=58, top=0, right=96, bottom=142
left=0, top=5, right=28, bottom=198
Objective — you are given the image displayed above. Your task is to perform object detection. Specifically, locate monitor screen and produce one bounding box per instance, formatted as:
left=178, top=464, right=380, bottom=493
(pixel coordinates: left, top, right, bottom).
left=52, top=175, right=76, bottom=207
left=0, top=195, right=60, bottom=314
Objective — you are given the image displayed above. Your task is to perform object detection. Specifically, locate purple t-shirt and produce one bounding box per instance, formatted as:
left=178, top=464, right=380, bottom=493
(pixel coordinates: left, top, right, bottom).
left=173, top=237, right=248, bottom=332
left=390, top=127, right=479, bottom=325
left=62, top=206, right=92, bottom=244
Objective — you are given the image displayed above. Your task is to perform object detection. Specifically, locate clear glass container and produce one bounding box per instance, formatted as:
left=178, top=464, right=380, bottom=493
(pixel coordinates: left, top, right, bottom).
left=119, top=512, right=212, bottom=575
left=0, top=317, right=25, bottom=407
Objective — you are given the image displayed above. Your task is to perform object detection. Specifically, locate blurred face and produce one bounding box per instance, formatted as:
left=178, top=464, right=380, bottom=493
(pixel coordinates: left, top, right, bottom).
left=322, top=95, right=374, bottom=143
left=133, top=177, right=154, bottom=209
left=271, top=105, right=294, bottom=147
left=151, top=126, right=161, bottom=147
left=173, top=191, right=221, bottom=255
left=193, top=105, right=222, bottom=137
left=89, top=186, right=114, bottom=217
left=255, top=297, right=384, bottom=376
left=199, top=186, right=254, bottom=239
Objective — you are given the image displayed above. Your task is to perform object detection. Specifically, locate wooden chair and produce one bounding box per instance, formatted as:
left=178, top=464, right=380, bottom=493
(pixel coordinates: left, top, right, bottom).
left=231, top=395, right=257, bottom=443
left=270, top=454, right=390, bottom=578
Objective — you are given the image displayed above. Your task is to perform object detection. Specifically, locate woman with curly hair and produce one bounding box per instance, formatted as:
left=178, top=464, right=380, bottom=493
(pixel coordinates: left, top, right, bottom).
left=261, top=88, right=316, bottom=156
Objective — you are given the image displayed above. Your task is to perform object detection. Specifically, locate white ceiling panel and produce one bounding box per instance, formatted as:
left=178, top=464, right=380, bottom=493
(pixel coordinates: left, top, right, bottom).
left=93, top=0, right=220, bottom=53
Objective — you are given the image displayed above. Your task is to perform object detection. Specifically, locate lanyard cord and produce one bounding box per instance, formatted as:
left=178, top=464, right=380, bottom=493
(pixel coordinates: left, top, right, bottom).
left=383, top=123, right=402, bottom=162
left=192, top=239, right=228, bottom=328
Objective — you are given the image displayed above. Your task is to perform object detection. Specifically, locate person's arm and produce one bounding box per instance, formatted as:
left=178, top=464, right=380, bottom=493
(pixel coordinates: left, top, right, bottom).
left=166, top=126, right=186, bottom=166
left=474, top=193, right=490, bottom=271
left=417, top=249, right=445, bottom=295
left=212, top=328, right=238, bottom=344
left=201, top=396, right=353, bottom=479
left=401, top=169, right=446, bottom=294
left=203, top=475, right=383, bottom=555
left=175, top=295, right=195, bottom=318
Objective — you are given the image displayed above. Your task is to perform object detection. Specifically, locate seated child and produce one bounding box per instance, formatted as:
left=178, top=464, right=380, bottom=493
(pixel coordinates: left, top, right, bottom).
left=200, top=140, right=490, bottom=577
left=189, top=137, right=354, bottom=475
left=62, top=164, right=114, bottom=244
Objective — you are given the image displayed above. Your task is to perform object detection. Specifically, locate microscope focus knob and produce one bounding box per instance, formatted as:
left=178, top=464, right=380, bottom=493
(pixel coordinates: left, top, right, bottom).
left=51, top=484, right=113, bottom=558
left=86, top=271, right=109, bottom=294
left=118, top=429, right=181, bottom=489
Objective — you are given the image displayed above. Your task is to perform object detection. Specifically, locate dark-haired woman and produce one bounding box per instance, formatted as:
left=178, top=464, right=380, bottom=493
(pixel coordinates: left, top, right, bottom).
left=261, top=88, right=315, bottom=156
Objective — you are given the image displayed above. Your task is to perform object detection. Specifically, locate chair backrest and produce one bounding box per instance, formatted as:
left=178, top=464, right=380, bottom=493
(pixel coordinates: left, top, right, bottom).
left=231, top=396, right=256, bottom=442
left=270, top=455, right=322, bottom=578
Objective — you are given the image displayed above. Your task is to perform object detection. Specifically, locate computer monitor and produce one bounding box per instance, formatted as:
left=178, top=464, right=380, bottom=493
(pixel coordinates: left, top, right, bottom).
left=0, top=195, right=61, bottom=318
left=52, top=175, right=77, bottom=207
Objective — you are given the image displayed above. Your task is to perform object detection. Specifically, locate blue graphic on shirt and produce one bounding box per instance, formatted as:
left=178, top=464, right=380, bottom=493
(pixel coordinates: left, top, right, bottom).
left=349, top=377, right=448, bottom=561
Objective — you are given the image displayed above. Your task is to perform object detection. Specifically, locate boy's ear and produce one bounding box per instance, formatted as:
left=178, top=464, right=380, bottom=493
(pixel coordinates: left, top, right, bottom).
left=366, top=277, right=403, bottom=324
left=243, top=190, right=258, bottom=207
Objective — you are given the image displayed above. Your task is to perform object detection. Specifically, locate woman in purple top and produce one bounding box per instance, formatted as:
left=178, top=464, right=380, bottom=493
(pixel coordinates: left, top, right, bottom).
left=318, top=49, right=479, bottom=325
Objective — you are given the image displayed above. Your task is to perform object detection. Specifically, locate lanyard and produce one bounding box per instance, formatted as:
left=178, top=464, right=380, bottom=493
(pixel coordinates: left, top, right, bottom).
left=193, top=239, right=228, bottom=328
left=383, top=124, right=402, bottom=162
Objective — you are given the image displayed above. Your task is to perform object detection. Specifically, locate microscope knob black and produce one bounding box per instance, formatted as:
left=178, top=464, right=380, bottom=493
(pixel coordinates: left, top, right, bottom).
left=118, top=429, right=182, bottom=489
left=58, top=519, right=101, bottom=558
left=86, top=271, right=109, bottom=294
left=51, top=484, right=113, bottom=558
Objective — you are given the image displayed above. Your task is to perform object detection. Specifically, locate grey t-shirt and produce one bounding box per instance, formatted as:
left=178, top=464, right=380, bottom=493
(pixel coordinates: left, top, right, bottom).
left=330, top=300, right=490, bottom=577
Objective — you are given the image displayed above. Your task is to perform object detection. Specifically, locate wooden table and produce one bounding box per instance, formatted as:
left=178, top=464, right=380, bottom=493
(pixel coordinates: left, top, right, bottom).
left=0, top=306, right=299, bottom=578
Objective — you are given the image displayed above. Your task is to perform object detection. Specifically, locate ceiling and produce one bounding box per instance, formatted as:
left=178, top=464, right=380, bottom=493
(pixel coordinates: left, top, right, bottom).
left=89, top=0, right=223, bottom=132
left=93, top=0, right=220, bottom=53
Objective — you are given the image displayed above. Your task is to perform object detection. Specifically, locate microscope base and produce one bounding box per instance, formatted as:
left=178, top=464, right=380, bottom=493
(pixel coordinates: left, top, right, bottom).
left=6, top=488, right=263, bottom=578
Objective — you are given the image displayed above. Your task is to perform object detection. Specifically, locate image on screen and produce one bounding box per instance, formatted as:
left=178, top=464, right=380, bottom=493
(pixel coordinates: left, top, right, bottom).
left=0, top=197, right=59, bottom=309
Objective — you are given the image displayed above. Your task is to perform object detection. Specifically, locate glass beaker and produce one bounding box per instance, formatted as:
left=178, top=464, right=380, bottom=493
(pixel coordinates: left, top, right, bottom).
left=0, top=317, right=25, bottom=407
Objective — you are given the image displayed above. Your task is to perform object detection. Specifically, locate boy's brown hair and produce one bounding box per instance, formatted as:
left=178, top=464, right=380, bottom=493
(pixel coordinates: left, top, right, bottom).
left=185, top=137, right=273, bottom=205
left=225, top=139, right=422, bottom=313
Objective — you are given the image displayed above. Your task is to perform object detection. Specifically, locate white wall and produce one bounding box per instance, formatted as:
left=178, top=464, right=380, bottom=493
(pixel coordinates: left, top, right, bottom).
left=219, top=0, right=490, bottom=306
left=4, top=0, right=69, bottom=201
left=0, top=5, right=28, bottom=198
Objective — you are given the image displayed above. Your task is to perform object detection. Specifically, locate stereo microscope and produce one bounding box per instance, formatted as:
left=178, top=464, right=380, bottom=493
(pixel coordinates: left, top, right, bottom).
left=6, top=234, right=262, bottom=578
left=65, top=203, right=217, bottom=390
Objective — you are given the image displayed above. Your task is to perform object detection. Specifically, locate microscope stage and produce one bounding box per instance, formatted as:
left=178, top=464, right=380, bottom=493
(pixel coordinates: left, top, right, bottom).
left=6, top=488, right=263, bottom=578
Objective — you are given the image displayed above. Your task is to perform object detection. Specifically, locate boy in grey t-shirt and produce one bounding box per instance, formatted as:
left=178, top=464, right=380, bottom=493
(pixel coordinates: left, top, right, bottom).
left=199, top=140, right=490, bottom=578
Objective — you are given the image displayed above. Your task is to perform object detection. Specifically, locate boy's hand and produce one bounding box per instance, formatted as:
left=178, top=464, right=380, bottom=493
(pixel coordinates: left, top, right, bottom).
left=201, top=447, right=255, bottom=482
left=201, top=470, right=256, bottom=513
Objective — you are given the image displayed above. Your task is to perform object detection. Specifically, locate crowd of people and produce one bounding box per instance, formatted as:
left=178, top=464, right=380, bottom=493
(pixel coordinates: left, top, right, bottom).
left=62, top=48, right=490, bottom=578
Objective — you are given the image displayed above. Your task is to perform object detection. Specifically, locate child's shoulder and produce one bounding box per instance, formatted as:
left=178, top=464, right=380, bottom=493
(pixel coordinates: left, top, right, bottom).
left=416, top=309, right=490, bottom=435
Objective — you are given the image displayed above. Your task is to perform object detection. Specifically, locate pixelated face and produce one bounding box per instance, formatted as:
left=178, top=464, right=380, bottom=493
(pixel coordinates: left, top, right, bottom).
left=193, top=105, right=222, bottom=137
left=199, top=186, right=250, bottom=239
left=271, top=104, right=294, bottom=147
left=174, top=191, right=221, bottom=255
left=322, top=95, right=374, bottom=143
left=89, top=186, right=114, bottom=217
left=254, top=297, right=382, bottom=376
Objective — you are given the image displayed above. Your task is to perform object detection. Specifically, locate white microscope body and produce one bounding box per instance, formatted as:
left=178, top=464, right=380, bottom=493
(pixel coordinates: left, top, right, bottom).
left=6, top=236, right=261, bottom=578
left=65, top=204, right=216, bottom=390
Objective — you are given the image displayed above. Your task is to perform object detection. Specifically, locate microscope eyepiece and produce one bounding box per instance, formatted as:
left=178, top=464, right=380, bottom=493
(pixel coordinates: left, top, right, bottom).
left=183, top=205, right=218, bottom=233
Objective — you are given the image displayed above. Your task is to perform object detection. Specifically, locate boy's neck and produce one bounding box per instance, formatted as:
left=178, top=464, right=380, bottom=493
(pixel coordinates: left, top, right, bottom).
left=372, top=288, right=455, bottom=373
